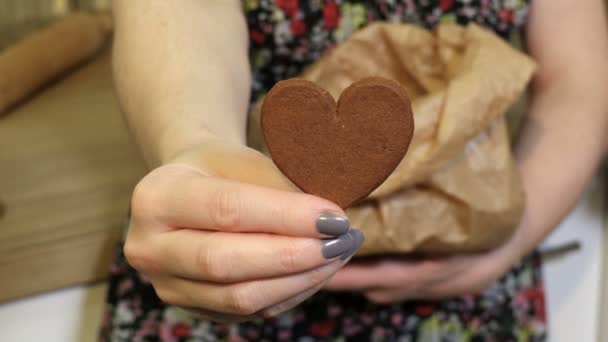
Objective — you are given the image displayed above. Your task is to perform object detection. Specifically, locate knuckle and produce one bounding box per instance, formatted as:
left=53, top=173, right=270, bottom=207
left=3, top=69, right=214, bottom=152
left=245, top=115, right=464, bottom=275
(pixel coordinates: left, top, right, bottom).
left=130, top=177, right=162, bottom=222
left=277, top=241, right=302, bottom=272
left=194, top=241, right=212, bottom=273
left=225, top=285, right=262, bottom=315
left=207, top=188, right=241, bottom=230
left=198, top=242, right=232, bottom=282
left=130, top=166, right=188, bottom=223
left=123, top=240, right=153, bottom=272
left=269, top=200, right=291, bottom=229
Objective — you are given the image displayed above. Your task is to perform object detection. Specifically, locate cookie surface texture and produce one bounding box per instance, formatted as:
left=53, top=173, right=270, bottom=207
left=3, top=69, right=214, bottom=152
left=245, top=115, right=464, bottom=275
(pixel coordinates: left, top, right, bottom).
left=261, top=77, right=414, bottom=208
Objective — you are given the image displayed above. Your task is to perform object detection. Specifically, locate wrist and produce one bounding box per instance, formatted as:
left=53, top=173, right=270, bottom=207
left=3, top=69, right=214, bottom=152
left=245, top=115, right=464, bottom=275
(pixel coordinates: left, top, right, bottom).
left=157, top=120, right=245, bottom=167
left=503, top=209, right=547, bottom=260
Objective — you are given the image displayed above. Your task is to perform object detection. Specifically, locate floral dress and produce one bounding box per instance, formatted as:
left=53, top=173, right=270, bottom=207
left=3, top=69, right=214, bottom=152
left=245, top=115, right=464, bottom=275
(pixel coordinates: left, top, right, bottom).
left=100, top=1, right=546, bottom=341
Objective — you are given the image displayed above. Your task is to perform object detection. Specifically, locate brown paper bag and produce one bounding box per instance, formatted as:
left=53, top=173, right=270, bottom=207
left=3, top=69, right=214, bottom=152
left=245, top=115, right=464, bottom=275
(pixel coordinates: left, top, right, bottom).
left=248, top=23, right=536, bottom=255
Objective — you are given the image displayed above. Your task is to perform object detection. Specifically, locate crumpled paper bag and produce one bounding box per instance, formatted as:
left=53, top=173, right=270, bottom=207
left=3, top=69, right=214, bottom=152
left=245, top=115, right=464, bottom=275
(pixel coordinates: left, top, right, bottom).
left=248, top=23, right=536, bottom=255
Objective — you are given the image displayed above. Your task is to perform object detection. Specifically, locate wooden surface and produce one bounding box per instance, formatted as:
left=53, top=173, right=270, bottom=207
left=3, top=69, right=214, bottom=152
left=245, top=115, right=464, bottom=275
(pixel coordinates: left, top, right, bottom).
left=0, top=1, right=112, bottom=50
left=0, top=50, right=147, bottom=302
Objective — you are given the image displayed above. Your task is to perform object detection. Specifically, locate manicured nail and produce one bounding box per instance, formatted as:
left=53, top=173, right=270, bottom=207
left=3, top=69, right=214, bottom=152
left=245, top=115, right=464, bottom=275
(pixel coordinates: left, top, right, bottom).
left=321, top=233, right=355, bottom=259
left=316, top=213, right=350, bottom=236
left=341, top=228, right=365, bottom=260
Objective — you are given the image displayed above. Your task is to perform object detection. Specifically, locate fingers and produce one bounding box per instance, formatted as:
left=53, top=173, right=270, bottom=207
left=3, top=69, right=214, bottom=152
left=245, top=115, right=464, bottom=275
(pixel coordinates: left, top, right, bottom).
left=324, top=257, right=457, bottom=291
left=151, top=229, right=360, bottom=282
left=363, top=269, right=490, bottom=303
left=260, top=282, right=326, bottom=318
left=183, top=282, right=326, bottom=322
left=364, top=289, right=405, bottom=304
left=324, top=259, right=410, bottom=290
left=406, top=255, right=507, bottom=300
left=256, top=242, right=364, bottom=319
left=260, top=240, right=363, bottom=318
left=329, top=254, right=501, bottom=303
left=152, top=258, right=346, bottom=315
left=127, top=160, right=369, bottom=320
left=138, top=165, right=349, bottom=238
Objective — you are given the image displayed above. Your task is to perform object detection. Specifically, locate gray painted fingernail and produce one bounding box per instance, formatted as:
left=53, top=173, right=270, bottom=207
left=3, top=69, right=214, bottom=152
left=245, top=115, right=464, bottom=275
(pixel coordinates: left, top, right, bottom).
left=341, top=228, right=365, bottom=260
left=316, top=213, right=350, bottom=236
left=322, top=233, right=355, bottom=259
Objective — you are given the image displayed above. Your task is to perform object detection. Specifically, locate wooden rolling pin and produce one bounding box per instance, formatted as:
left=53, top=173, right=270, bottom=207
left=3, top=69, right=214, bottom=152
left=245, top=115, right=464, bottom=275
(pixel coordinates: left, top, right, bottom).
left=0, top=13, right=112, bottom=115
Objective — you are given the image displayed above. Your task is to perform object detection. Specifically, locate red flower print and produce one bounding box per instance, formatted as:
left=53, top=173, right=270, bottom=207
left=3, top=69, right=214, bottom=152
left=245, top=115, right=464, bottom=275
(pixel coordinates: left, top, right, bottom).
left=415, top=303, right=436, bottom=316
left=499, top=9, right=514, bottom=22
left=323, top=2, right=340, bottom=30
left=290, top=19, right=307, bottom=36
left=276, top=0, right=299, bottom=18
left=171, top=323, right=192, bottom=337
left=523, top=288, right=546, bottom=323
left=439, top=0, right=454, bottom=10
left=250, top=30, right=266, bottom=44
left=309, top=320, right=336, bottom=337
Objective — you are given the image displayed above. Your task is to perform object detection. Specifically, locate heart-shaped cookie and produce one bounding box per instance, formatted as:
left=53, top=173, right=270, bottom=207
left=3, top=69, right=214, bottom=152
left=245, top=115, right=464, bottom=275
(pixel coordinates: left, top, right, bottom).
left=261, top=77, right=414, bottom=208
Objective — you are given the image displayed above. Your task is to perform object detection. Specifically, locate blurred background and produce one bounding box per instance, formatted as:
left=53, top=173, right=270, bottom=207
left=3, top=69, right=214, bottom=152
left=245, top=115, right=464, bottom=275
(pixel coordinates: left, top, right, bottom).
left=0, top=1, right=606, bottom=342
left=0, top=0, right=109, bottom=49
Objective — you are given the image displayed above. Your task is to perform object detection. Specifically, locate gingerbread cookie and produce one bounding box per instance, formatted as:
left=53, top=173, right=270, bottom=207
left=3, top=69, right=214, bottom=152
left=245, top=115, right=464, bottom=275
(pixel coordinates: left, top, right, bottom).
left=261, top=77, right=414, bottom=208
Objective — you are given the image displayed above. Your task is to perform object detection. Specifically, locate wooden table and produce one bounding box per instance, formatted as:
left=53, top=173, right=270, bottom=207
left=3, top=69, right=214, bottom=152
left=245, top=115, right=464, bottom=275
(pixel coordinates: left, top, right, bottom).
left=0, top=50, right=147, bottom=302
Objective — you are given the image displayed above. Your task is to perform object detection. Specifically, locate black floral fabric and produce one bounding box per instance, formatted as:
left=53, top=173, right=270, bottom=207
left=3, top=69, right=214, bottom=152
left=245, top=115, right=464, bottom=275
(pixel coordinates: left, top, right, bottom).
left=244, top=0, right=531, bottom=100
left=101, top=1, right=547, bottom=341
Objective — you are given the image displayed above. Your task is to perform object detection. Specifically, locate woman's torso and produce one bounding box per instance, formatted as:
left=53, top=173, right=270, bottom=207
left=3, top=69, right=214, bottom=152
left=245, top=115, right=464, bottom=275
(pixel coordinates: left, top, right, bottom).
left=244, top=0, right=531, bottom=99
left=100, top=2, right=546, bottom=341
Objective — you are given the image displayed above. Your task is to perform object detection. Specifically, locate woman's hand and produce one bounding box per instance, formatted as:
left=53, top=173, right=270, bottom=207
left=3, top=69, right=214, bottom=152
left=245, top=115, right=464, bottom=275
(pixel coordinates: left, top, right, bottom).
left=123, top=140, right=364, bottom=321
left=113, top=0, right=366, bottom=321
left=325, top=231, right=524, bottom=303
left=328, top=0, right=608, bottom=304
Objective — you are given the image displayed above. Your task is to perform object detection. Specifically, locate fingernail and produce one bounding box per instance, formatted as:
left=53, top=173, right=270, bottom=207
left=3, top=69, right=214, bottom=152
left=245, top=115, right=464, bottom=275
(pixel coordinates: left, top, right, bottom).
left=322, top=233, right=355, bottom=259
left=316, top=213, right=350, bottom=236
left=341, top=228, right=365, bottom=260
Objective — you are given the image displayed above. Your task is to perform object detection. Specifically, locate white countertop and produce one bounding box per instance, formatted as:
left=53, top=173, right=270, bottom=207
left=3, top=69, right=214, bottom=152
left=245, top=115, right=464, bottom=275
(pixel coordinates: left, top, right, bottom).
left=541, top=176, right=606, bottom=342
left=0, top=178, right=605, bottom=342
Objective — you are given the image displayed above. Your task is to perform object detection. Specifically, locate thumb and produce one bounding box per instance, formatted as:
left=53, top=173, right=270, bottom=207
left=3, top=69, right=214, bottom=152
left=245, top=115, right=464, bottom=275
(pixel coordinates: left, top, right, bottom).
left=169, top=138, right=297, bottom=192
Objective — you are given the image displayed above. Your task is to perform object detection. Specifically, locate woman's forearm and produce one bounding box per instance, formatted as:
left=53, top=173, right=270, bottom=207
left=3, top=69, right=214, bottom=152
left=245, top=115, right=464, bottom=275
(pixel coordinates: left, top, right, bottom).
left=112, top=0, right=251, bottom=167
left=514, top=77, right=608, bottom=253
left=512, top=0, right=608, bottom=254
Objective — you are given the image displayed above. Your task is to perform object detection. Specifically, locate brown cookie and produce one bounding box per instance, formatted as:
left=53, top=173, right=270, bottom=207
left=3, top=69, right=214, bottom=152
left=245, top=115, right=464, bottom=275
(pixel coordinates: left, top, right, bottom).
left=261, top=77, right=414, bottom=208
